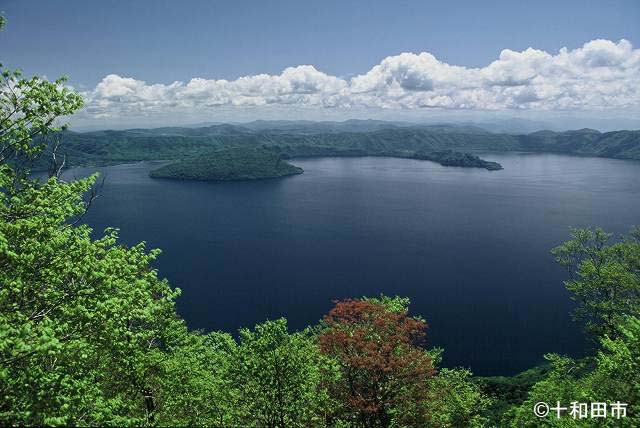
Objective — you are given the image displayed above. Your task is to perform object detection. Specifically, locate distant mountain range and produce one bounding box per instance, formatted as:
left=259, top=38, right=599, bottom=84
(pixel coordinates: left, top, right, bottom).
left=74, top=116, right=640, bottom=134
left=38, top=121, right=640, bottom=172
left=123, top=120, right=491, bottom=136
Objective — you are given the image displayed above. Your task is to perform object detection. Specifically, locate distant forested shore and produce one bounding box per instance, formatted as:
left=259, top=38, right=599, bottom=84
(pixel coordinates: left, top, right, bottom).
left=32, top=121, right=640, bottom=179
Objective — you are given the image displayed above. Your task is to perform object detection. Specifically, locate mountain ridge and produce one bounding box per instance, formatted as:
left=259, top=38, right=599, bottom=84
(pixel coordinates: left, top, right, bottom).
left=37, top=122, right=640, bottom=172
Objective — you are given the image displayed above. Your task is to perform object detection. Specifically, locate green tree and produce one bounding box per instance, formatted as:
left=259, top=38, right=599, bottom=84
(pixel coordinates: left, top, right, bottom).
left=0, top=17, right=202, bottom=426
left=0, top=169, right=188, bottom=424
left=154, top=330, right=237, bottom=427
left=418, top=368, right=491, bottom=428
left=592, top=316, right=640, bottom=422
left=503, top=228, right=640, bottom=427
left=508, top=317, right=640, bottom=427
left=552, top=227, right=640, bottom=338
left=230, top=318, right=330, bottom=428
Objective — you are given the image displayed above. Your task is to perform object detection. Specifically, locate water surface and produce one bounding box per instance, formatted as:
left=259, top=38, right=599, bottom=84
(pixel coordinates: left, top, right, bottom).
left=68, top=153, right=640, bottom=375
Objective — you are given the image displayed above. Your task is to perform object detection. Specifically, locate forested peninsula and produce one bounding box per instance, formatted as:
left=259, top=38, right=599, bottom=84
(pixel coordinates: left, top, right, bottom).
left=149, top=148, right=303, bottom=181
left=148, top=147, right=502, bottom=181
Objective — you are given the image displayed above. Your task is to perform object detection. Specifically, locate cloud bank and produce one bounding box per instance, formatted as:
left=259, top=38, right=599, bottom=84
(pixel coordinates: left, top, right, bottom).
left=80, top=39, right=640, bottom=121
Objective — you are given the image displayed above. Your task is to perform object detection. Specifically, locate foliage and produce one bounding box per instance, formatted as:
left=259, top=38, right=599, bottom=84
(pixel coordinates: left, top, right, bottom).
left=229, top=318, right=332, bottom=428
left=149, top=147, right=303, bottom=181
left=154, top=331, right=237, bottom=427
left=593, top=316, right=640, bottom=421
left=501, top=228, right=640, bottom=427
left=1, top=69, right=82, bottom=176
left=552, top=227, right=640, bottom=338
left=418, top=368, right=492, bottom=428
left=507, top=317, right=640, bottom=427
left=0, top=22, right=204, bottom=426
left=477, top=363, right=552, bottom=424
left=363, top=294, right=411, bottom=313
left=0, top=159, right=193, bottom=425
left=319, top=298, right=436, bottom=428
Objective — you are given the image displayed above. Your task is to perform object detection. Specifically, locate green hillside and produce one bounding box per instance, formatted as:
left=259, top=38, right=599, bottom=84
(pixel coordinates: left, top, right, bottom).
left=38, top=125, right=640, bottom=173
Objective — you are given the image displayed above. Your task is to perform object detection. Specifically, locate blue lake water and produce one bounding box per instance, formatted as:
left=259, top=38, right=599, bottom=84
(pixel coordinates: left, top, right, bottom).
left=67, top=153, right=640, bottom=375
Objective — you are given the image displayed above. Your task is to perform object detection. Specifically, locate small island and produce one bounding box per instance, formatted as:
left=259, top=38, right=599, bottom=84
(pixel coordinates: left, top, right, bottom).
left=149, top=148, right=304, bottom=181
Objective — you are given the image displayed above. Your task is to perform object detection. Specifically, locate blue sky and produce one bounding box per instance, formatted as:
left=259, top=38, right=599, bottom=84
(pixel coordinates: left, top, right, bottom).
left=1, top=0, right=639, bottom=129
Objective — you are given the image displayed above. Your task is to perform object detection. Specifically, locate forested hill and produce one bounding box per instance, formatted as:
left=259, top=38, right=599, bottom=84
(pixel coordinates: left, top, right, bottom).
left=519, top=128, right=640, bottom=159
left=149, top=148, right=304, bottom=181
left=43, top=123, right=640, bottom=169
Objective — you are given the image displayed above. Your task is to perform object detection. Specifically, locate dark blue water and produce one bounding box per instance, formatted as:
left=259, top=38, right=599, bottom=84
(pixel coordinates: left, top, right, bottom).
left=67, top=153, right=640, bottom=375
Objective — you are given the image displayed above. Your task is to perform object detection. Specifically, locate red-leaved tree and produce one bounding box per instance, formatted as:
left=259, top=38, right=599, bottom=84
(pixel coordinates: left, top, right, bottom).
left=318, top=298, right=435, bottom=428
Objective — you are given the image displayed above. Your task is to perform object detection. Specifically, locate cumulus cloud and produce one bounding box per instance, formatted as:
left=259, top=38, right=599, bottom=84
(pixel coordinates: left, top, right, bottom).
left=80, top=39, right=640, bottom=120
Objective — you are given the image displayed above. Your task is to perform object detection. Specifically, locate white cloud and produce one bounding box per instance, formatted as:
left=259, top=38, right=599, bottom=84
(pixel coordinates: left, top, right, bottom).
left=79, top=39, right=640, bottom=120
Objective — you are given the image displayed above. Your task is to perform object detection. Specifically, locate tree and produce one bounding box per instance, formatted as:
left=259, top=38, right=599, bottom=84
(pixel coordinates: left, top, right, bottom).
left=591, top=316, right=640, bottom=423
left=0, top=17, right=194, bottom=425
left=503, top=228, right=640, bottom=427
left=508, top=317, right=640, bottom=427
left=0, top=69, right=82, bottom=176
left=0, top=170, right=186, bottom=424
left=154, top=330, right=237, bottom=427
left=552, top=227, right=640, bottom=338
left=230, top=318, right=329, bottom=428
left=409, top=368, right=491, bottom=428
left=319, top=298, right=436, bottom=428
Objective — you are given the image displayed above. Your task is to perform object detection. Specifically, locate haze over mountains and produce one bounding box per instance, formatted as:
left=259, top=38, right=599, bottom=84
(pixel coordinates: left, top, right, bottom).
left=76, top=118, right=640, bottom=135
left=73, top=115, right=640, bottom=134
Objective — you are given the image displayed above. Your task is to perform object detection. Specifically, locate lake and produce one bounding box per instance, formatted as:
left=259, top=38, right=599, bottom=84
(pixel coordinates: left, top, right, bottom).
left=66, top=153, right=640, bottom=375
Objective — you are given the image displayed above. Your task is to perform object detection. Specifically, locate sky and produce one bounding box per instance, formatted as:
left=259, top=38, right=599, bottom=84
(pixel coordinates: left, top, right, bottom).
left=1, top=0, right=639, bottom=130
